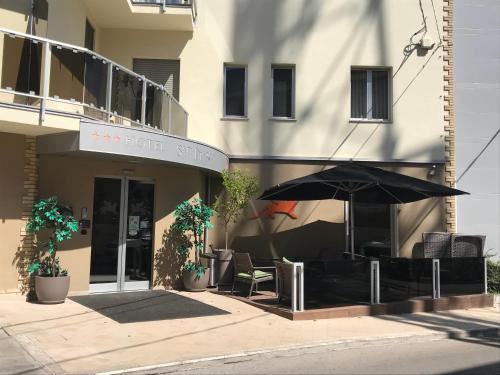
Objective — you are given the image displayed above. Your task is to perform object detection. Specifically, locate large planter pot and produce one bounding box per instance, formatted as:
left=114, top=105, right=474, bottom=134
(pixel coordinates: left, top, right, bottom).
left=213, top=249, right=234, bottom=286
left=35, top=275, right=70, bottom=304
left=182, top=269, right=210, bottom=291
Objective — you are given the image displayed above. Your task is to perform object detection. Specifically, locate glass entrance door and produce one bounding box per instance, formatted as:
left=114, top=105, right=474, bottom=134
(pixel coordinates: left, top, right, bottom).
left=89, top=177, right=154, bottom=293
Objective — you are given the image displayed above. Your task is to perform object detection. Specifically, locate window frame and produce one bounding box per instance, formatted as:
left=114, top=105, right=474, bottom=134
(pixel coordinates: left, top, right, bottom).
left=223, top=63, right=248, bottom=119
left=350, top=66, right=392, bottom=123
left=271, top=64, right=296, bottom=120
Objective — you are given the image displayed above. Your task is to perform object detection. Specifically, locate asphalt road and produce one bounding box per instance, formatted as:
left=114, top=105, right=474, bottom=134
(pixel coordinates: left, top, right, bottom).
left=155, top=335, right=500, bottom=375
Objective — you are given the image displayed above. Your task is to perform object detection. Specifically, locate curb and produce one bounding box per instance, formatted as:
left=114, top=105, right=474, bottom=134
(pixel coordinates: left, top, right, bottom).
left=96, top=327, right=499, bottom=375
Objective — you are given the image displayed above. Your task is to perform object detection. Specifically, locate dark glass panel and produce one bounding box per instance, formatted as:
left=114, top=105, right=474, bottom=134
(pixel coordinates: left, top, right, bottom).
left=111, top=68, right=142, bottom=122
left=350, top=69, right=367, bottom=118
left=440, top=257, right=485, bottom=296
left=379, top=258, right=433, bottom=302
left=90, top=178, right=122, bottom=284
left=273, top=67, right=293, bottom=118
left=124, top=181, right=154, bottom=283
left=1, top=35, right=42, bottom=96
left=372, top=70, right=389, bottom=119
left=49, top=46, right=85, bottom=102
left=225, top=66, right=245, bottom=116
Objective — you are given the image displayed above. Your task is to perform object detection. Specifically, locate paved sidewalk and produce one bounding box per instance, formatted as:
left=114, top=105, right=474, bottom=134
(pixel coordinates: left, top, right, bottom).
left=0, top=291, right=498, bottom=374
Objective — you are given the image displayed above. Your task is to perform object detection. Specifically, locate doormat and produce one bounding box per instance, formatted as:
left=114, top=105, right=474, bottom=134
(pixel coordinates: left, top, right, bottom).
left=70, top=290, right=230, bottom=323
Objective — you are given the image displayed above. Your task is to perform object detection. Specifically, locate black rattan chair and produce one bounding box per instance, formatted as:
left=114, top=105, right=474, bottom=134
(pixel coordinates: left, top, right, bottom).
left=451, top=235, right=486, bottom=257
left=422, top=232, right=451, bottom=258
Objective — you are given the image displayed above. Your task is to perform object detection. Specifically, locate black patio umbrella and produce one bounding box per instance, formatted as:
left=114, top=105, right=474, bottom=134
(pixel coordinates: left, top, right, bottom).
left=258, top=163, right=468, bottom=258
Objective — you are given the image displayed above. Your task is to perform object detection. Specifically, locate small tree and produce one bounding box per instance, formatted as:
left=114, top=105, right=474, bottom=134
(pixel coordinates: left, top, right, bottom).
left=213, top=169, right=259, bottom=250
left=26, top=197, right=79, bottom=277
left=172, top=198, right=213, bottom=278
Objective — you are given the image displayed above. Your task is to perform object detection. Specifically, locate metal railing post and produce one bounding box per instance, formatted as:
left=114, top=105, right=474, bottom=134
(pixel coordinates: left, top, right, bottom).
left=432, top=259, right=440, bottom=299
left=39, top=40, right=51, bottom=123
left=105, top=62, right=113, bottom=121
left=168, top=95, right=172, bottom=134
left=291, top=262, right=304, bottom=312
left=484, top=257, right=488, bottom=294
left=370, top=260, right=380, bottom=304
left=141, top=77, right=147, bottom=126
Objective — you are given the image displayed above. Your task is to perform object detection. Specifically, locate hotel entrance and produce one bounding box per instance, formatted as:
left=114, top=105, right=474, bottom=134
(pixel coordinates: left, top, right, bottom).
left=89, top=177, right=154, bottom=293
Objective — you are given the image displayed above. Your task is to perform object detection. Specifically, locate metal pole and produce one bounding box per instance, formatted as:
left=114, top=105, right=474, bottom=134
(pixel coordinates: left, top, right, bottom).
left=432, top=259, right=440, bottom=299
left=105, top=63, right=113, bottom=121
left=484, top=257, right=488, bottom=294
left=349, top=192, right=355, bottom=260
left=370, top=260, right=380, bottom=304
left=141, top=76, right=147, bottom=125
left=39, top=40, right=51, bottom=123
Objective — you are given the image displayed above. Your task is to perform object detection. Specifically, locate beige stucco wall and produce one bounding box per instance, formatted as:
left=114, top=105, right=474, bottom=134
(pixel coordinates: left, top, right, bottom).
left=0, top=132, right=26, bottom=293
left=38, top=154, right=206, bottom=292
left=97, top=0, right=445, bottom=163
left=208, top=161, right=446, bottom=259
left=1, top=0, right=445, bottom=163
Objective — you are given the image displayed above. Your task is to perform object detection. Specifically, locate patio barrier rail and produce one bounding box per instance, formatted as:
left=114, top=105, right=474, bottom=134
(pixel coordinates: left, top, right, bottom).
left=378, top=257, right=434, bottom=303
left=0, top=27, right=188, bottom=137
left=439, top=257, right=487, bottom=296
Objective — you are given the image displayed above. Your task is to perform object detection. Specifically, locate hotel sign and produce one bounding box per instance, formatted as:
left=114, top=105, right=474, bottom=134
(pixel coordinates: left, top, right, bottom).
left=38, top=121, right=229, bottom=173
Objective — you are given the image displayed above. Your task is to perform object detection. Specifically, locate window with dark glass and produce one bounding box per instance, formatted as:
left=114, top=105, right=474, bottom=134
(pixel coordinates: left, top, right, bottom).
left=351, top=68, right=390, bottom=120
left=272, top=66, right=294, bottom=118
left=224, top=65, right=246, bottom=117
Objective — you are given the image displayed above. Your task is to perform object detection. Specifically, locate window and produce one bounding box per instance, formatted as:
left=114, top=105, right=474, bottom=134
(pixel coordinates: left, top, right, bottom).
left=272, top=65, right=295, bottom=118
left=351, top=68, right=390, bottom=120
left=224, top=65, right=247, bottom=117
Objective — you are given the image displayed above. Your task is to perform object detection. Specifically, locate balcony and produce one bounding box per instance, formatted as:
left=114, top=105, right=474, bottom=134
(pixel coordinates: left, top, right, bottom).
left=83, top=0, right=196, bottom=31
left=0, top=27, right=188, bottom=138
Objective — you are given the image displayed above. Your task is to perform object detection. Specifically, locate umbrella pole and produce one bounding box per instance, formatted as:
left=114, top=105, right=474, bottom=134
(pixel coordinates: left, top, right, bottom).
left=350, top=192, right=355, bottom=260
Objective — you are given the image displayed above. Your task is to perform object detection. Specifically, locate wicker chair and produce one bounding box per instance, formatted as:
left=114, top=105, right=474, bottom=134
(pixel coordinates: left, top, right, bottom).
left=451, top=235, right=486, bottom=257
left=422, top=232, right=451, bottom=258
left=231, top=253, right=275, bottom=298
left=274, top=261, right=294, bottom=305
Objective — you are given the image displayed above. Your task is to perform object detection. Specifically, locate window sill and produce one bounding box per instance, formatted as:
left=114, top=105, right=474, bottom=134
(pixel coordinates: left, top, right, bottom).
left=269, top=117, right=297, bottom=122
left=349, top=118, right=392, bottom=124
left=220, top=116, right=249, bottom=121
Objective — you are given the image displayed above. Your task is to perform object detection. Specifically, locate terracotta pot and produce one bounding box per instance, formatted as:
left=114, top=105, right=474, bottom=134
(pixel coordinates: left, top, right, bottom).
left=182, top=269, right=210, bottom=291
left=35, top=275, right=70, bottom=304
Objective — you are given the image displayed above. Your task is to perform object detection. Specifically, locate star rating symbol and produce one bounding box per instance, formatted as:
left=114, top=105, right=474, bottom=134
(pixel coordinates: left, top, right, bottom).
left=113, top=135, right=121, bottom=143
left=102, top=133, right=111, bottom=142
left=91, top=131, right=100, bottom=141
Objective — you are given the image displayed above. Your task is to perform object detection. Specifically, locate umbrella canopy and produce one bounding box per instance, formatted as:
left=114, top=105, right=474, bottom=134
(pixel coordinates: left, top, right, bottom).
left=258, top=163, right=468, bottom=259
left=258, top=163, right=468, bottom=204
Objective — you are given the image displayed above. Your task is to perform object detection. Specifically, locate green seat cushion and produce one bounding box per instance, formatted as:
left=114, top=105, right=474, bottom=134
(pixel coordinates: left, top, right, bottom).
left=237, top=270, right=273, bottom=279
left=282, top=257, right=293, bottom=264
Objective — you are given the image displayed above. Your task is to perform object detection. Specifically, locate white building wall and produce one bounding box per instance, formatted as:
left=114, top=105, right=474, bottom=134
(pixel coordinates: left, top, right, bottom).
left=454, top=0, right=500, bottom=258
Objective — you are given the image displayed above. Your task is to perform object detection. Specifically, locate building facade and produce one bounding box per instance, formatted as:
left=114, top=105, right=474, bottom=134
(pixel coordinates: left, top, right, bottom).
left=454, top=0, right=499, bottom=259
left=0, top=0, right=454, bottom=294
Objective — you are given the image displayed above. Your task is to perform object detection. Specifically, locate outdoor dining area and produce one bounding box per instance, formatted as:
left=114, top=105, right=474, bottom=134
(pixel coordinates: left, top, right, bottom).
left=215, top=163, right=491, bottom=319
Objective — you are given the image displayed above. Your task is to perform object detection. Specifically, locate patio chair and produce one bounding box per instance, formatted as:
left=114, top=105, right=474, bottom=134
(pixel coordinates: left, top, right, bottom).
left=451, top=234, right=486, bottom=257
left=274, top=261, right=294, bottom=304
left=231, top=253, right=275, bottom=298
left=422, top=232, right=451, bottom=258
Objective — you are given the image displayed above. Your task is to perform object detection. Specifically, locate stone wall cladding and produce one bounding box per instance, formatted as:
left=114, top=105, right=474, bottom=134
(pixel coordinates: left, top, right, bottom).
left=443, top=0, right=456, bottom=233
left=18, top=136, right=38, bottom=296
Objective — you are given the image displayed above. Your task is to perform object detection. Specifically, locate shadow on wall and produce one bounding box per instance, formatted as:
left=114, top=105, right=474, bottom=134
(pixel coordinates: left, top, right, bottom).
left=231, top=220, right=345, bottom=259
left=12, top=234, right=36, bottom=299
left=153, top=226, right=188, bottom=290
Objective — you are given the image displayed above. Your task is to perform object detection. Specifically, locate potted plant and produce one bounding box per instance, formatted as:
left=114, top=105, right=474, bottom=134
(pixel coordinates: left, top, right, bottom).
left=172, top=198, right=213, bottom=291
left=26, top=196, right=79, bottom=303
left=212, top=169, right=259, bottom=285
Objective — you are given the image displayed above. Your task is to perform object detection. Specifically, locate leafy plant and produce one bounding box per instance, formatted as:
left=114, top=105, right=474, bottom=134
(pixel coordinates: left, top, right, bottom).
left=487, top=258, right=500, bottom=294
left=213, top=169, right=259, bottom=250
left=172, top=198, right=213, bottom=278
left=26, top=197, right=79, bottom=277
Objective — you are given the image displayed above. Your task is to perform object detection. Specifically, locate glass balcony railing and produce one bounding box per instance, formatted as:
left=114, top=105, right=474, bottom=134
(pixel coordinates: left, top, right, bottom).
left=0, top=27, right=188, bottom=138
left=131, top=0, right=197, bottom=22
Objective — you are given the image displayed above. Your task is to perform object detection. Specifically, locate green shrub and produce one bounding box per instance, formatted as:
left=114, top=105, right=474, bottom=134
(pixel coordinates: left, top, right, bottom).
left=487, top=258, right=500, bottom=294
